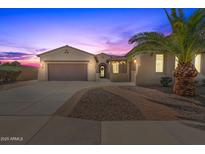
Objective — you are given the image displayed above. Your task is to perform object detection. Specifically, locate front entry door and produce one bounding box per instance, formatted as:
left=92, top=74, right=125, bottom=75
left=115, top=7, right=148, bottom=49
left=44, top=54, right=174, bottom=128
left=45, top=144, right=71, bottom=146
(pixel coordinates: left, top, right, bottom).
left=100, top=65, right=105, bottom=78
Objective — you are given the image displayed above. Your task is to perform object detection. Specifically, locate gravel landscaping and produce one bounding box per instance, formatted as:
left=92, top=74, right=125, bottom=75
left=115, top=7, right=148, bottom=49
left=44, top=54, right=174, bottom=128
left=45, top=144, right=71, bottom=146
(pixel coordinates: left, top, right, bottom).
left=56, top=86, right=185, bottom=121
left=142, top=85, right=205, bottom=106
left=65, top=88, right=144, bottom=121
left=122, top=86, right=205, bottom=123
left=55, top=85, right=205, bottom=122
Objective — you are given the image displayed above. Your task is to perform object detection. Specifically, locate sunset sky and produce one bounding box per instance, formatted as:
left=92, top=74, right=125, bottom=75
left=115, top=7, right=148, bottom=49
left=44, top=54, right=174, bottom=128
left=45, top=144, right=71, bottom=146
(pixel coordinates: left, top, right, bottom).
left=0, top=8, right=195, bottom=67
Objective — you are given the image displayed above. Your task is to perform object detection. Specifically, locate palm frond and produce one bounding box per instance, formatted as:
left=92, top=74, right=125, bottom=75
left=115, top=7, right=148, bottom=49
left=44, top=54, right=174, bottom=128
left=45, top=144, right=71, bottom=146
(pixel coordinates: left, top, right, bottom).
left=164, top=8, right=174, bottom=30
left=178, top=9, right=185, bottom=21
left=128, top=8, right=205, bottom=64
left=187, top=9, right=205, bottom=32
left=171, top=8, right=177, bottom=20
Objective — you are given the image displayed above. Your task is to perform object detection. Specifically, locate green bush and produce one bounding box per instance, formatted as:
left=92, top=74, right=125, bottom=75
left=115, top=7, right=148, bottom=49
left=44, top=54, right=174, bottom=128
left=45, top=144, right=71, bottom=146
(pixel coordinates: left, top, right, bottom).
left=2, top=61, right=21, bottom=66
left=0, top=66, right=22, bottom=83
left=160, top=76, right=172, bottom=87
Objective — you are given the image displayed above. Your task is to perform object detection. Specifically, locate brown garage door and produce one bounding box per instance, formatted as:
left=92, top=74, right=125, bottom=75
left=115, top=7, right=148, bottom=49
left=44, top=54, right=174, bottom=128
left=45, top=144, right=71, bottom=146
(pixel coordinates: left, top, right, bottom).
left=48, top=63, right=87, bottom=81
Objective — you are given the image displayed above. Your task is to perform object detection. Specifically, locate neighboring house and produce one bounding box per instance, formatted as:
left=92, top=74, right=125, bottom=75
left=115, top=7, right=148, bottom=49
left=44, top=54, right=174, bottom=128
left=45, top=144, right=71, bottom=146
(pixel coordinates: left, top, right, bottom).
left=37, top=45, right=205, bottom=85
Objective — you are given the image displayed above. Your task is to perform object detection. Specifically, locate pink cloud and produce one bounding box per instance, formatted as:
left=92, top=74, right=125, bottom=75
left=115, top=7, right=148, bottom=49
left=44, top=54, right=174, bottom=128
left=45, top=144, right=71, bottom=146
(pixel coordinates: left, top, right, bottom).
left=101, top=39, right=132, bottom=55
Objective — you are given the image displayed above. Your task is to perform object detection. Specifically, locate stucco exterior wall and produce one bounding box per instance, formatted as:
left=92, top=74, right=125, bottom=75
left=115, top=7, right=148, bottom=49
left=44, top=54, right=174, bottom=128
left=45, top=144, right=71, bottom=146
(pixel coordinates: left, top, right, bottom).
left=109, top=62, right=130, bottom=82
left=95, top=53, right=110, bottom=81
left=135, top=54, right=175, bottom=85
left=38, top=46, right=96, bottom=81
left=194, top=53, right=205, bottom=84
left=129, top=59, right=139, bottom=83
left=201, top=53, right=205, bottom=75
left=135, top=53, right=205, bottom=86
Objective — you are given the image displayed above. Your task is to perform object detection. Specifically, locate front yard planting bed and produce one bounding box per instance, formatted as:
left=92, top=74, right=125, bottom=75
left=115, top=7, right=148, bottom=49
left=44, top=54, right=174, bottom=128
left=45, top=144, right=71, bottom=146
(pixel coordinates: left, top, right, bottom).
left=63, top=88, right=144, bottom=121
left=55, top=86, right=188, bottom=121
left=122, top=86, right=205, bottom=123
left=55, top=86, right=205, bottom=122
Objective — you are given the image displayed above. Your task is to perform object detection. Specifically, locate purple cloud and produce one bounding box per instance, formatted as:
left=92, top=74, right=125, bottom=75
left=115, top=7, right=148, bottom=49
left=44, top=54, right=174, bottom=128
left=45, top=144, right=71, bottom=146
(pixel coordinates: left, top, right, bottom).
left=0, top=38, right=48, bottom=54
left=0, top=52, right=34, bottom=60
left=34, top=48, right=48, bottom=52
left=99, top=26, right=135, bottom=55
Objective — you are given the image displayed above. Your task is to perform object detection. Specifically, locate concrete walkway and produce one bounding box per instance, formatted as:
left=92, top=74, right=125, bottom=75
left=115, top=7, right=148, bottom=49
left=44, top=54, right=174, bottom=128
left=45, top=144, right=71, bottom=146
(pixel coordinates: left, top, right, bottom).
left=1, top=115, right=205, bottom=144
left=101, top=120, right=205, bottom=144
left=0, top=81, right=205, bottom=144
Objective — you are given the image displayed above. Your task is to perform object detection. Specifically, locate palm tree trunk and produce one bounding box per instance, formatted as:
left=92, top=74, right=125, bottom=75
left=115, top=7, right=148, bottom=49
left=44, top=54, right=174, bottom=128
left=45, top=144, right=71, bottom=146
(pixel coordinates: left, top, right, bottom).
left=173, top=63, right=198, bottom=96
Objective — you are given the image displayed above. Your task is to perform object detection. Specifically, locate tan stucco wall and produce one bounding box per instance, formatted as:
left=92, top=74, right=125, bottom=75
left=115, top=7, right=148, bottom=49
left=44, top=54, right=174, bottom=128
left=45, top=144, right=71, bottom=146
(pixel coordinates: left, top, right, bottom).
left=129, top=57, right=139, bottom=83
left=38, top=46, right=96, bottom=81
left=109, top=61, right=130, bottom=82
left=135, top=53, right=205, bottom=85
left=135, top=54, right=175, bottom=85
left=194, top=53, right=205, bottom=84
left=201, top=53, right=205, bottom=75
left=96, top=53, right=110, bottom=64
left=95, top=53, right=110, bottom=80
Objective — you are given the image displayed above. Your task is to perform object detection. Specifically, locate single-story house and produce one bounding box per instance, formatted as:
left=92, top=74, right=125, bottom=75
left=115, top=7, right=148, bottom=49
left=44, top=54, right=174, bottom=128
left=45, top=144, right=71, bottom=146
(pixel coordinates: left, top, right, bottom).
left=37, top=45, right=205, bottom=85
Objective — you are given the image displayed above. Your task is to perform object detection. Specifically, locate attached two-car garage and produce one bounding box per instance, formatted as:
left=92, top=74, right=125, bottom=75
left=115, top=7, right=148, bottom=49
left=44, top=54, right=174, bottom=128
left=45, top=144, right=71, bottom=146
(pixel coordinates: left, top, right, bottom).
left=48, top=63, right=88, bottom=81
left=38, top=45, right=96, bottom=81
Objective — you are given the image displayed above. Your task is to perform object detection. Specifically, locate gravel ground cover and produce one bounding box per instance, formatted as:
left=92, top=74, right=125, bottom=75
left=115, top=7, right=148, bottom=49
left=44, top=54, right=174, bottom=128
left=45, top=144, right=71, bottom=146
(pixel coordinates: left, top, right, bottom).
left=66, top=88, right=144, bottom=121
left=122, top=86, right=205, bottom=123
left=56, top=86, right=180, bottom=121
left=56, top=85, right=205, bottom=122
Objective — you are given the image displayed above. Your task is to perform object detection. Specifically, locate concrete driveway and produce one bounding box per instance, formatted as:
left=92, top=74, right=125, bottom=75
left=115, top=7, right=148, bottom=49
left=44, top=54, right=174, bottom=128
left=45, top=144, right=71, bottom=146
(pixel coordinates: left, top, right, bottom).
left=0, top=81, right=205, bottom=145
left=0, top=81, right=133, bottom=144
left=0, top=81, right=134, bottom=115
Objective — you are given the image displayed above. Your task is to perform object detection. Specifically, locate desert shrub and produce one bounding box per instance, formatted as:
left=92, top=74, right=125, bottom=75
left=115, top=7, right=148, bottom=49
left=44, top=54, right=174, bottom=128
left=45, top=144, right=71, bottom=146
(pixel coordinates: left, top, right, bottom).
left=0, top=66, right=22, bottom=83
left=10, top=61, right=21, bottom=66
left=1, top=61, right=21, bottom=67
left=160, top=76, right=172, bottom=87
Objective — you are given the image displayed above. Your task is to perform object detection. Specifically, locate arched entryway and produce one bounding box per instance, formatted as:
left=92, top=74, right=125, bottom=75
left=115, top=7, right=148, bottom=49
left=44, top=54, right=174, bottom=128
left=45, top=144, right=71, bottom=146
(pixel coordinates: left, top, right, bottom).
left=98, top=63, right=107, bottom=78
left=100, top=65, right=105, bottom=78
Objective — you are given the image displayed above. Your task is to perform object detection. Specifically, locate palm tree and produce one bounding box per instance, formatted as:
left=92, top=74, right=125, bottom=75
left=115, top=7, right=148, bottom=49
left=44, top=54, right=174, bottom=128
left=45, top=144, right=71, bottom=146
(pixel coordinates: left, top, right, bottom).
left=128, top=8, right=205, bottom=96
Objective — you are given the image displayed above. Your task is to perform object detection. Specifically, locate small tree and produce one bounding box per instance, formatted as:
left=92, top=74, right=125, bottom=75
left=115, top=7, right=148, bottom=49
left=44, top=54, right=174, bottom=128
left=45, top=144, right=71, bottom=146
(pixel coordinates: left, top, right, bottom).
left=10, top=61, right=21, bottom=66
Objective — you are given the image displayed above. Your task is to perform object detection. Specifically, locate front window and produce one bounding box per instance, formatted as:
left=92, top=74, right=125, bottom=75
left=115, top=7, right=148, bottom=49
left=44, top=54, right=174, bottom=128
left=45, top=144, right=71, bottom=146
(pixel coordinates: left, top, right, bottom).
left=195, top=54, right=201, bottom=73
left=112, top=62, right=119, bottom=74
left=155, top=54, right=164, bottom=73
left=175, top=56, right=178, bottom=69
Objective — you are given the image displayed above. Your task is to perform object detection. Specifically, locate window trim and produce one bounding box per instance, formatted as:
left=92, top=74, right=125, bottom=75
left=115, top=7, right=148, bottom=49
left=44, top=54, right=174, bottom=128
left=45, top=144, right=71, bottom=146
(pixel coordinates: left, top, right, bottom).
left=112, top=62, right=119, bottom=74
left=155, top=54, right=164, bottom=73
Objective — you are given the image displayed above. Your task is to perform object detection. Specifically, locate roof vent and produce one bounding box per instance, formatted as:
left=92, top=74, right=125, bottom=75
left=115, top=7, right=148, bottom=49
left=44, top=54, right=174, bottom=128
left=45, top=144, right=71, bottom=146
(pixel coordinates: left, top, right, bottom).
left=64, top=49, right=69, bottom=54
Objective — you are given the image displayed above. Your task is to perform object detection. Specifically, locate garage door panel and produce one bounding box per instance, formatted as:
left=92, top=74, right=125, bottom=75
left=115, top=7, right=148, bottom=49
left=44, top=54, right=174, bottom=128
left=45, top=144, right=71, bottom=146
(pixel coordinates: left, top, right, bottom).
left=48, top=63, right=87, bottom=81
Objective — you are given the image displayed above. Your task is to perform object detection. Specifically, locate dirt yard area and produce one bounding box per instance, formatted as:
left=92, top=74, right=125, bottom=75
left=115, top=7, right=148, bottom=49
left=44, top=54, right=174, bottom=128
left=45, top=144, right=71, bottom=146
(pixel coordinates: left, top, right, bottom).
left=55, top=86, right=205, bottom=122
left=142, top=85, right=205, bottom=106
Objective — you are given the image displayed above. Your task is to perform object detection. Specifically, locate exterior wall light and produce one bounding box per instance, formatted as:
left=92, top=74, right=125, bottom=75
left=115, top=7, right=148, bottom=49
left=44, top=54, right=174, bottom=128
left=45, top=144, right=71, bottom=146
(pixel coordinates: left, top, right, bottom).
left=40, top=62, right=44, bottom=69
